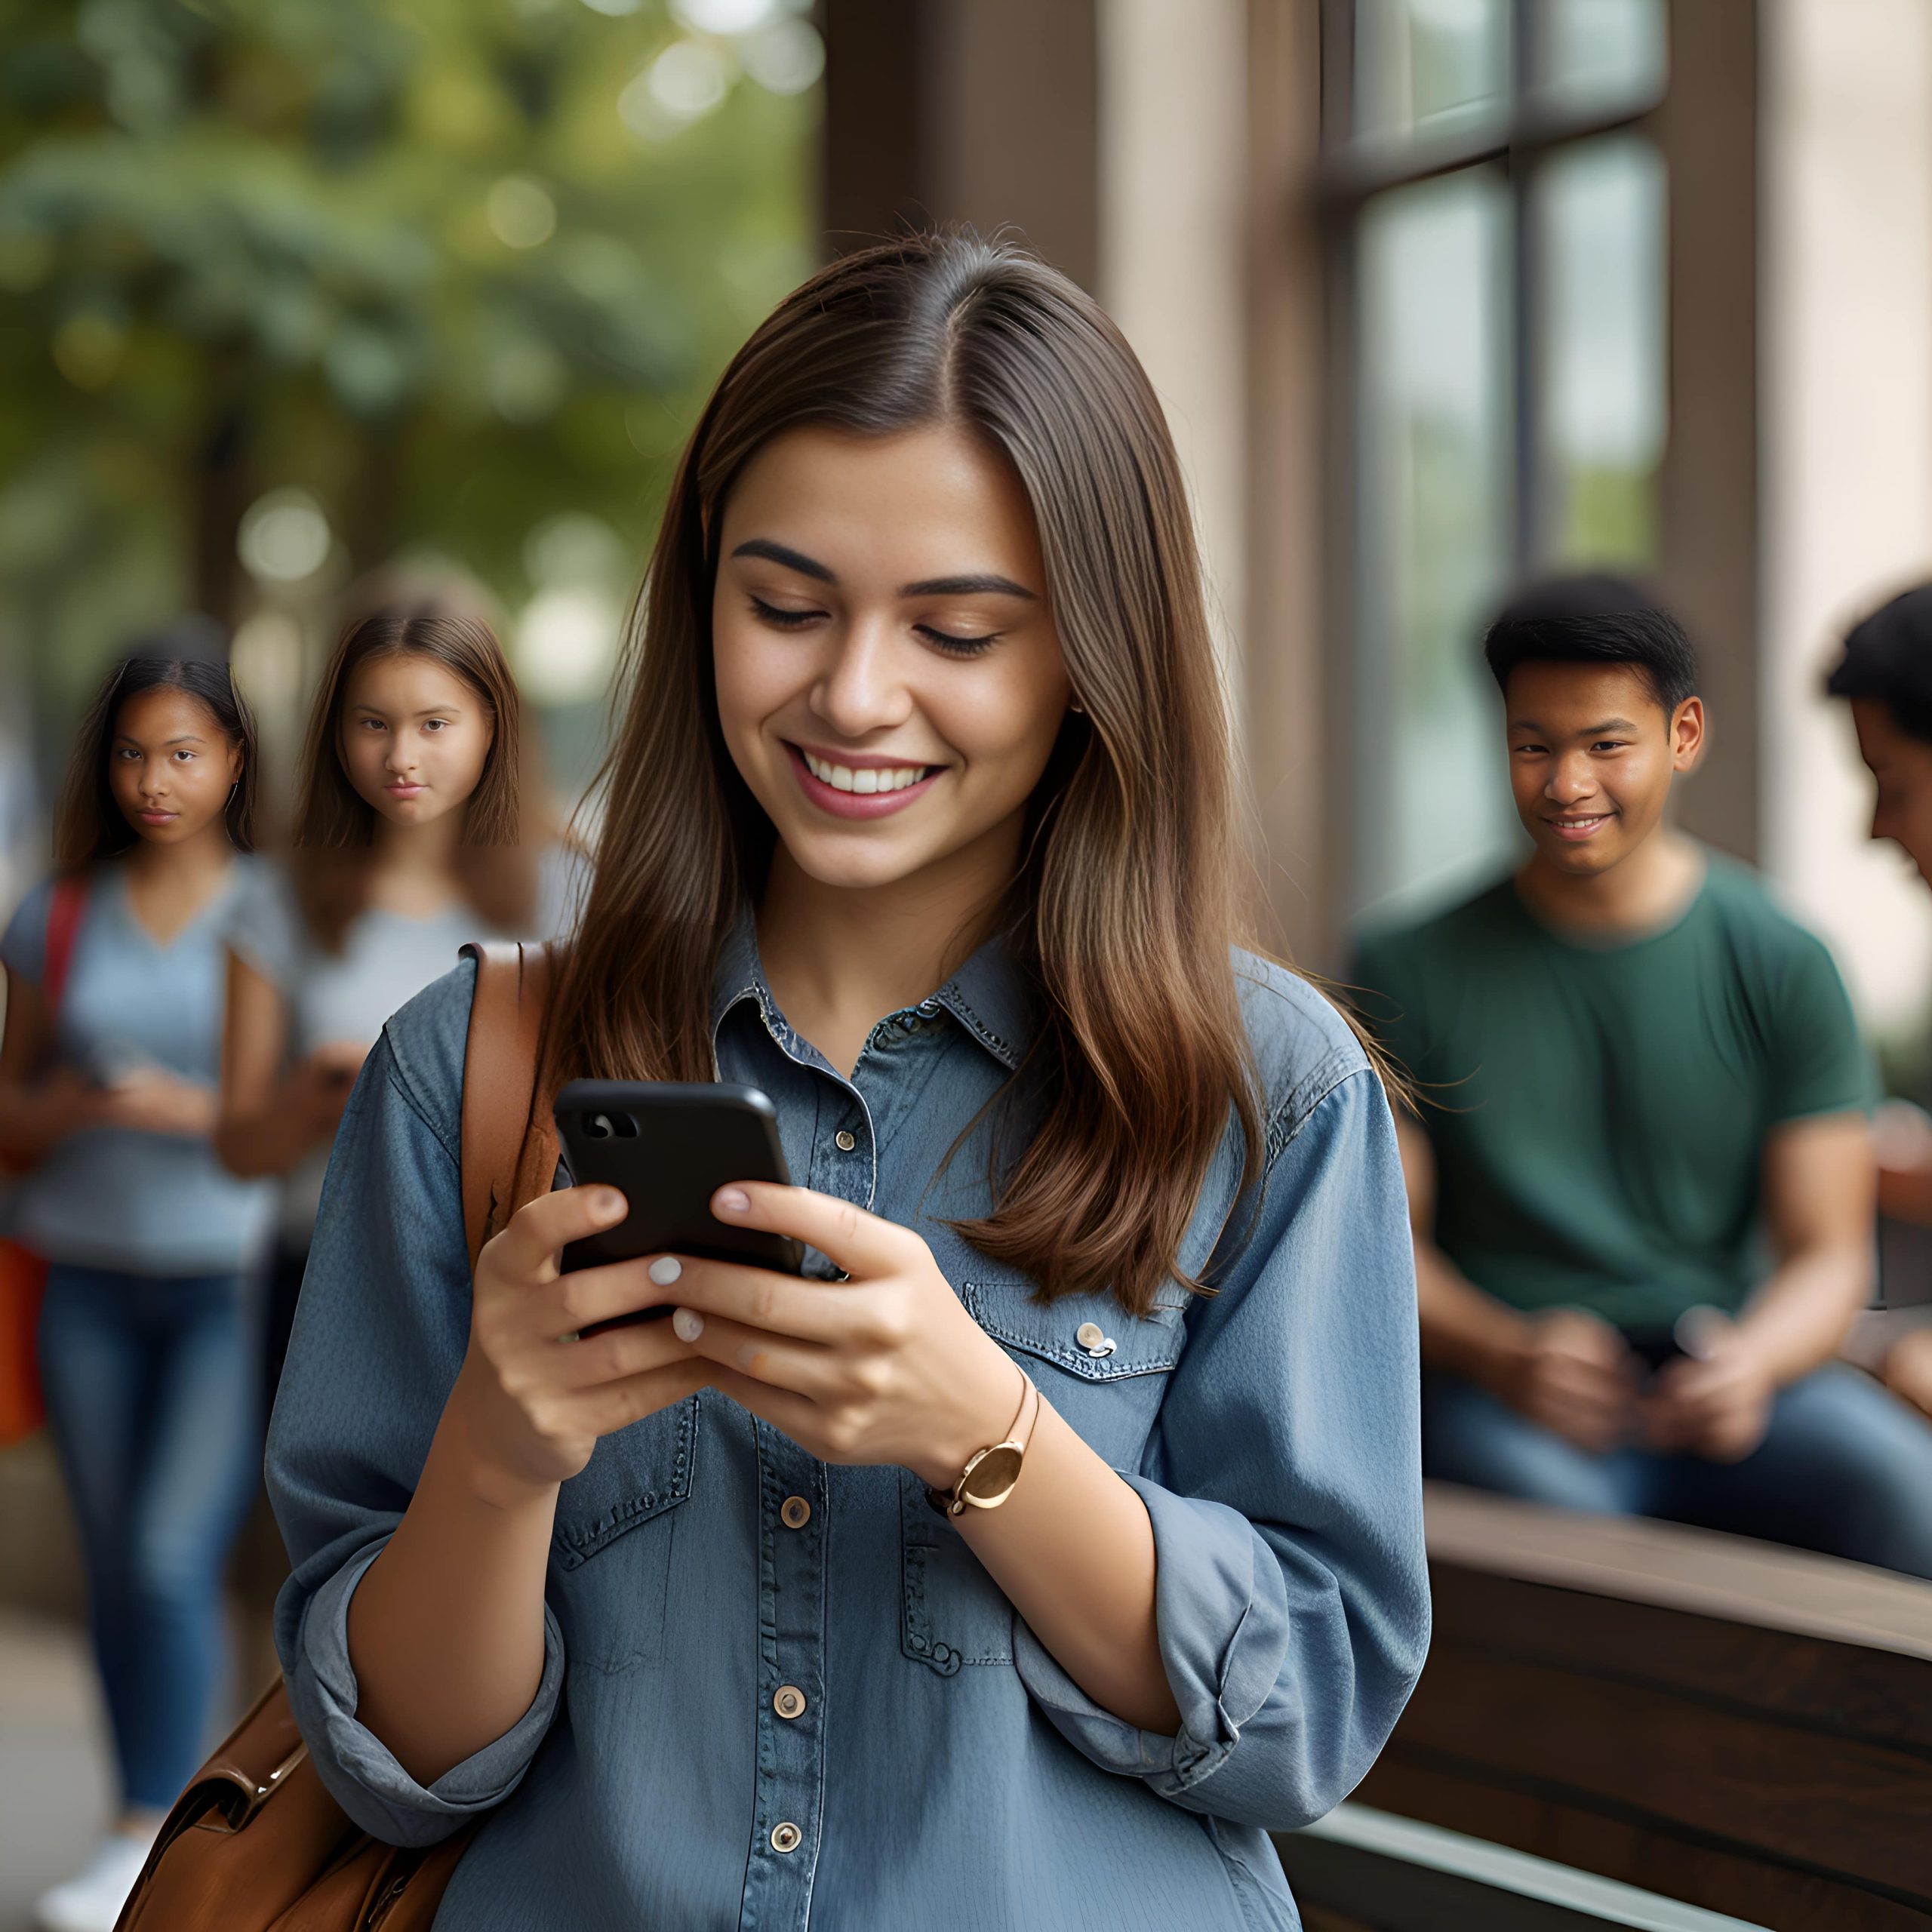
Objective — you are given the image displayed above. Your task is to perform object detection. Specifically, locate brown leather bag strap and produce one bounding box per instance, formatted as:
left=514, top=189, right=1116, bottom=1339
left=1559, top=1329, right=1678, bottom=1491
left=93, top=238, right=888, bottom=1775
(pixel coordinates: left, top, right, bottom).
left=460, top=940, right=554, bottom=1267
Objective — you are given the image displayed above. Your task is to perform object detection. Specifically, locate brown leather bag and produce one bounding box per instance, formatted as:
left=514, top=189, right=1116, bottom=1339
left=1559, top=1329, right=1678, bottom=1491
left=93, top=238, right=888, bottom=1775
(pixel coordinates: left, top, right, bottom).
left=118, top=941, right=559, bottom=1932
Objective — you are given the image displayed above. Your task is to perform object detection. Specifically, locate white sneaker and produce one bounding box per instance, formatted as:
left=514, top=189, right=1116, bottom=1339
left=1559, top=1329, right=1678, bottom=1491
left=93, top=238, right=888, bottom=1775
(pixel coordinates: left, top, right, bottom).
left=33, top=1832, right=156, bottom=1932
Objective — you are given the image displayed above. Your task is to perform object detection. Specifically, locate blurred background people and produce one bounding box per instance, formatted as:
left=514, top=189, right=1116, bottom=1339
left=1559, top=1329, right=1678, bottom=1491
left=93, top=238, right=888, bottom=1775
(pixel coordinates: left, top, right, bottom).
left=0, top=644, right=272, bottom=1932
left=1352, top=578, right=1932, bottom=1578
left=1826, top=584, right=1932, bottom=1421
left=216, top=600, right=565, bottom=1404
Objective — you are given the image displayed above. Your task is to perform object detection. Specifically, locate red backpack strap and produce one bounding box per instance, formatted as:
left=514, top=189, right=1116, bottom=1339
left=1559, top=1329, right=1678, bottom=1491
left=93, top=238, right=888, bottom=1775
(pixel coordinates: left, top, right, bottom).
left=459, top=941, right=557, bottom=1269
left=42, top=875, right=87, bottom=1017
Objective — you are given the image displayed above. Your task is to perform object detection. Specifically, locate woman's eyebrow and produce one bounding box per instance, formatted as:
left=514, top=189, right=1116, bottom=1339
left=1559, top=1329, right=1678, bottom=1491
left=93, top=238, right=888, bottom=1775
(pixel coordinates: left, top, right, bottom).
left=730, top=538, right=1038, bottom=602
left=732, top=537, right=835, bottom=583
left=899, top=572, right=1038, bottom=601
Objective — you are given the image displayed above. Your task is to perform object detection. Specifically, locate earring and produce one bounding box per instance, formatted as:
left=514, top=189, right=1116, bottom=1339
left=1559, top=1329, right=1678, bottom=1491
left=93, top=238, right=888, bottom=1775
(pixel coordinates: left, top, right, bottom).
left=1069, top=701, right=1086, bottom=716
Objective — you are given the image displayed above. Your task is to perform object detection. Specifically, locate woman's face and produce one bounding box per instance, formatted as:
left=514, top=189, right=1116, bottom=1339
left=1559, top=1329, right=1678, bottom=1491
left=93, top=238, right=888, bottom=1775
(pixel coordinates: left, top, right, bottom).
left=1853, top=697, right=1932, bottom=887
left=339, top=651, right=494, bottom=829
left=109, top=687, right=243, bottom=848
left=712, top=422, right=1073, bottom=897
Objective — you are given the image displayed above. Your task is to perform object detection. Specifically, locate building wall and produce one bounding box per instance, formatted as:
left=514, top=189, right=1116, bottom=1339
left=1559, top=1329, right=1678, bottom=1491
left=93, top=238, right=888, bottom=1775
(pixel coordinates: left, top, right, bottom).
left=1097, top=0, right=1251, bottom=683
left=1762, top=0, right=1932, bottom=1035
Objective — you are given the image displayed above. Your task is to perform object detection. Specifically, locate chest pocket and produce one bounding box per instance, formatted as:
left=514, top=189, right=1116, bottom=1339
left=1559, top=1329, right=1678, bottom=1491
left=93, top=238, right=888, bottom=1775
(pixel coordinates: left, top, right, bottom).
left=549, top=1395, right=700, bottom=1674
left=900, top=1281, right=1188, bottom=1678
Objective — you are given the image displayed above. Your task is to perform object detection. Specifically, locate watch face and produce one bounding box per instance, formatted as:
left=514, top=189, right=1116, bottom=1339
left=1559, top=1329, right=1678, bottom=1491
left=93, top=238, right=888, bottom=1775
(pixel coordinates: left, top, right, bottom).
left=961, top=1442, right=1023, bottom=1504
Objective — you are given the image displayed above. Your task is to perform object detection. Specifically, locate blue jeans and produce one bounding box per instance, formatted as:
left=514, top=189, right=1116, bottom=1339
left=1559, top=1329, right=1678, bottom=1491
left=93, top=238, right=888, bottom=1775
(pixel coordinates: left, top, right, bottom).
left=38, top=1263, right=260, bottom=1811
left=1422, top=1363, right=1932, bottom=1580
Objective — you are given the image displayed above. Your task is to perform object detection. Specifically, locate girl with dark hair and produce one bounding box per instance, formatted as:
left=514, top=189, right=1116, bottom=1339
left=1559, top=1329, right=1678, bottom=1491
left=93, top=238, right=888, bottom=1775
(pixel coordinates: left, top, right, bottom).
left=0, top=646, right=272, bottom=1932
left=267, top=234, right=1427, bottom=1930
left=216, top=596, right=563, bottom=1395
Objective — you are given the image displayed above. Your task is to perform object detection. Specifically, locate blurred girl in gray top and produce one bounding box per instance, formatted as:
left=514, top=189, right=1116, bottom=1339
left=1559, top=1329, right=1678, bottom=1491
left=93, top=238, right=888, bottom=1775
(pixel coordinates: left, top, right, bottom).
left=0, top=645, right=272, bottom=1932
left=217, top=600, right=568, bottom=1394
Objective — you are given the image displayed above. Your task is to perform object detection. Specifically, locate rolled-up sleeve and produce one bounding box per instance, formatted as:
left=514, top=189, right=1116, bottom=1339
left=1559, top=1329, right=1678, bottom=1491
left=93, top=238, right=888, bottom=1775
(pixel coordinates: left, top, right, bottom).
left=1013, top=1065, right=1429, bottom=1829
left=266, top=973, right=565, bottom=1847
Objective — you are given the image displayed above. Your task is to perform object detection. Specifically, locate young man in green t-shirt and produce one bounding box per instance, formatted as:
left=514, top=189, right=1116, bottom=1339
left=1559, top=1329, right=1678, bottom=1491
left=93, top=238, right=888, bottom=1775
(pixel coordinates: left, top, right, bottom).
left=1354, top=575, right=1932, bottom=1577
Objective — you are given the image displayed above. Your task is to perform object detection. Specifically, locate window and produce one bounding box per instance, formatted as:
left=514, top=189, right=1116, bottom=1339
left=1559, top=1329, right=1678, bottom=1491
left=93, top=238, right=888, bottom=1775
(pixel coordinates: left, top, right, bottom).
left=1325, top=0, right=1668, bottom=919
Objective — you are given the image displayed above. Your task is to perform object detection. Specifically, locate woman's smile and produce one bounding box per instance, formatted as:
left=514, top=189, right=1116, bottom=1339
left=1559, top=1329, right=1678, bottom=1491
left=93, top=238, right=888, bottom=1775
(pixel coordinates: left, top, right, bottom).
left=786, top=742, right=944, bottom=818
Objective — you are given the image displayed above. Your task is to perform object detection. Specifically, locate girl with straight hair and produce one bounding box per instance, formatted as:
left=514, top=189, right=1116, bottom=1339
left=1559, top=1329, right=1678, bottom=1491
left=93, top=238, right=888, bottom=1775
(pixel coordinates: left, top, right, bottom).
left=217, top=595, right=560, bottom=1395
left=0, top=642, right=272, bottom=1932
left=268, top=232, right=1428, bottom=1930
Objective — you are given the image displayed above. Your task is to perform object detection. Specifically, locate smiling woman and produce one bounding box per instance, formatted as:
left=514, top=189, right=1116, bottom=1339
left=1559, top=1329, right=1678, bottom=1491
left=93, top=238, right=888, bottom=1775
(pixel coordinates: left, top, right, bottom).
left=265, top=231, right=1430, bottom=1932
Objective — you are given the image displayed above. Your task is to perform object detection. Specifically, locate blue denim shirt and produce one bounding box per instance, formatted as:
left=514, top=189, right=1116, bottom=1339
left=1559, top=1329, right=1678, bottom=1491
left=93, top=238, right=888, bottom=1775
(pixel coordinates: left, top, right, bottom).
left=268, top=924, right=1428, bottom=1931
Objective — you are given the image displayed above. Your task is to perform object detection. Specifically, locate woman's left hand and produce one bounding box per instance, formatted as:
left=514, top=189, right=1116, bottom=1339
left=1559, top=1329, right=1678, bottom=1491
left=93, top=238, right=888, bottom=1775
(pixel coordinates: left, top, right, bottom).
left=654, top=1181, right=1025, bottom=1488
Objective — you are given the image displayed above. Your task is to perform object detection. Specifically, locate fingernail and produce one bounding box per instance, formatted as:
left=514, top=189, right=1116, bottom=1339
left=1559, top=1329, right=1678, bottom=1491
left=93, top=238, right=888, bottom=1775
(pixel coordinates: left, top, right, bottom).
left=715, top=1186, right=750, bottom=1214
left=648, top=1255, right=682, bottom=1286
left=596, top=1189, right=626, bottom=1217
left=672, top=1308, right=704, bottom=1343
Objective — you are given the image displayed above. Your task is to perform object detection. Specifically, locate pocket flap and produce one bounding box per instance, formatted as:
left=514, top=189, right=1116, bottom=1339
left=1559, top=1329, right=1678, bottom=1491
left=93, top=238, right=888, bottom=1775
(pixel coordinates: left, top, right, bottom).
left=551, top=1395, right=699, bottom=1571
left=959, top=1281, right=1186, bottom=1382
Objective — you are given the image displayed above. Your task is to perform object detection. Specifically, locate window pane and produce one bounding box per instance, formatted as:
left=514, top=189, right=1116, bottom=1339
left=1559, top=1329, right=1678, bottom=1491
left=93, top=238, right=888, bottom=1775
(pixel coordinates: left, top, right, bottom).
left=1535, top=134, right=1667, bottom=567
left=1535, top=0, right=1666, bottom=114
left=1354, top=168, right=1517, bottom=918
left=1353, top=0, right=1510, bottom=147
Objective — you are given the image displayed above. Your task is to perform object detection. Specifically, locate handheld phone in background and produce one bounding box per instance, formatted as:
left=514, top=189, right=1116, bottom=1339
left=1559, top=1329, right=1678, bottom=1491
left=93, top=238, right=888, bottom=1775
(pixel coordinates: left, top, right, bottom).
left=551, top=1081, right=801, bottom=1328
left=1623, top=1307, right=1722, bottom=1382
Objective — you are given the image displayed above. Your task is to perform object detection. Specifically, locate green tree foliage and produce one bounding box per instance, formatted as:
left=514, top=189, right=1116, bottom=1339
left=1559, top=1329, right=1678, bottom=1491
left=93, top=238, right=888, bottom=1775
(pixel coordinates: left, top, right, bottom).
left=0, top=0, right=817, bottom=726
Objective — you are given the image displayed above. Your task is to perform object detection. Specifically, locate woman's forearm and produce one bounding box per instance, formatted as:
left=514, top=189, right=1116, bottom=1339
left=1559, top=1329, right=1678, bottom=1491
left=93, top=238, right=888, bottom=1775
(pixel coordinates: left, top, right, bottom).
left=344, top=1370, right=558, bottom=1786
left=213, top=1078, right=329, bottom=1177
left=0, top=1078, right=98, bottom=1161
left=955, top=1399, right=1180, bottom=1734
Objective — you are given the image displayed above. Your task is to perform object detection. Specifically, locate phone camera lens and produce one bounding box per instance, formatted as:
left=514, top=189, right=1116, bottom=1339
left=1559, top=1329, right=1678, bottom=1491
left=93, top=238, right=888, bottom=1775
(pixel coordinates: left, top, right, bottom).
left=586, top=1113, right=614, bottom=1140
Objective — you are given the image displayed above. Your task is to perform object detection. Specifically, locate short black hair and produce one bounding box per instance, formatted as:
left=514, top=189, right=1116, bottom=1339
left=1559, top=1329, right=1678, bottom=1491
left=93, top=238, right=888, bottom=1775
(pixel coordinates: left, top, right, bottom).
left=1482, top=573, right=1700, bottom=714
left=1825, top=584, right=1932, bottom=743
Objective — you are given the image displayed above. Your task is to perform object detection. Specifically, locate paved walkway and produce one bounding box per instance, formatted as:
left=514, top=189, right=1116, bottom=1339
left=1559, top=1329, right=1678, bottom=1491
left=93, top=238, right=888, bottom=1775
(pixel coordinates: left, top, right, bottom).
left=0, top=1611, right=112, bottom=1932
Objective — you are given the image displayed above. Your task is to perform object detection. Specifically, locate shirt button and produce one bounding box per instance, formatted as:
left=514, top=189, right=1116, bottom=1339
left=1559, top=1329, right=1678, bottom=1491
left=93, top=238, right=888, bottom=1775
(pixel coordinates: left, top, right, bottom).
left=780, top=1495, right=811, bottom=1529
left=1075, top=1321, right=1117, bottom=1358
left=771, top=1822, right=803, bottom=1854
left=774, top=1684, right=806, bottom=1720
left=835, top=1129, right=857, bottom=1152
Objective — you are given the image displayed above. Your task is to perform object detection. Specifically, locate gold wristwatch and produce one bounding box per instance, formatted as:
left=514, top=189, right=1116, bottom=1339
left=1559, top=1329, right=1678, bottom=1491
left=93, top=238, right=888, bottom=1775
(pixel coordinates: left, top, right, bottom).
left=928, top=1371, right=1041, bottom=1518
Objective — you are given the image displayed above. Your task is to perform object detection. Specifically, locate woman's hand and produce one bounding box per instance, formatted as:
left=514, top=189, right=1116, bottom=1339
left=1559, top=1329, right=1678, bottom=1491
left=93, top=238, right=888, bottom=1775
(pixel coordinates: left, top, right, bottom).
left=448, top=1184, right=712, bottom=1507
left=32, top=1066, right=115, bottom=1143
left=98, top=1067, right=219, bottom=1137
left=654, top=1182, right=1025, bottom=1488
left=288, top=1040, right=369, bottom=1135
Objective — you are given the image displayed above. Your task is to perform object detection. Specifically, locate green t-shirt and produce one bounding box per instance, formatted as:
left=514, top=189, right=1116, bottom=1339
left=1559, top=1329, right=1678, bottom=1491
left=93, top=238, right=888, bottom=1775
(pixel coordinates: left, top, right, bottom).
left=1352, top=854, right=1875, bottom=1331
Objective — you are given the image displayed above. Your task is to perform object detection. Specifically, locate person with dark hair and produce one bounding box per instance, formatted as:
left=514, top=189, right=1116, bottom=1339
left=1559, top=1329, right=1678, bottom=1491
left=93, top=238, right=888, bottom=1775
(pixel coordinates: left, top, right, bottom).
left=1826, top=583, right=1932, bottom=1423
left=1354, top=573, right=1932, bottom=1577
left=214, top=593, right=571, bottom=1404
left=0, top=642, right=272, bottom=1932
left=262, top=232, right=1426, bottom=1930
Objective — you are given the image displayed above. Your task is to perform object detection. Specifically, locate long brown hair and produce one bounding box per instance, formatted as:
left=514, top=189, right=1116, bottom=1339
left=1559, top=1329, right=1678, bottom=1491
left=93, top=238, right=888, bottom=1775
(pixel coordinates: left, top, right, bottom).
left=55, top=645, right=258, bottom=872
left=551, top=229, right=1269, bottom=1315
left=291, top=601, right=533, bottom=952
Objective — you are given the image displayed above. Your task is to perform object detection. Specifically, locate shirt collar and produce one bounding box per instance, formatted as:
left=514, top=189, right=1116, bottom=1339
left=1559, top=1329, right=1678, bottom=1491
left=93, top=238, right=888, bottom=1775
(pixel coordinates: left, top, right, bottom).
left=709, top=905, right=1038, bottom=1074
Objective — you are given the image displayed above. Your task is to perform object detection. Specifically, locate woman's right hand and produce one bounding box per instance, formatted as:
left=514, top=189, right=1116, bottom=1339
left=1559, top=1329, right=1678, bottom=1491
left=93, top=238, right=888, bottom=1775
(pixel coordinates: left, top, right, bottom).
left=35, top=1066, right=112, bottom=1143
left=290, top=1040, right=368, bottom=1134
left=448, top=1186, right=711, bottom=1506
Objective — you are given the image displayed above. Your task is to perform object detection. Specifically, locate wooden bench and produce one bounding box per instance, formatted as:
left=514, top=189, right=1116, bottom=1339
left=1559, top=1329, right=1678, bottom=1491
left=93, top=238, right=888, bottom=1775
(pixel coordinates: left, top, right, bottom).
left=1277, top=1482, right=1932, bottom=1930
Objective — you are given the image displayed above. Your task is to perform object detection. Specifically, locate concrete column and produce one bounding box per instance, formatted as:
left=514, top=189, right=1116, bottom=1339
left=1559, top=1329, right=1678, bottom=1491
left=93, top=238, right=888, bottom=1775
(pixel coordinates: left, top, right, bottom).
left=1762, top=0, right=1932, bottom=1032
left=1097, top=0, right=1251, bottom=681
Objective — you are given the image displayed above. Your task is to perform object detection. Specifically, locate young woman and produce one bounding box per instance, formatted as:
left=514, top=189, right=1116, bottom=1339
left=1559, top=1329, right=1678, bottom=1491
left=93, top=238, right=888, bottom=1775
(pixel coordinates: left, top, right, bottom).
left=0, top=650, right=272, bottom=1932
left=267, top=233, right=1429, bottom=1930
left=217, top=599, right=558, bottom=1395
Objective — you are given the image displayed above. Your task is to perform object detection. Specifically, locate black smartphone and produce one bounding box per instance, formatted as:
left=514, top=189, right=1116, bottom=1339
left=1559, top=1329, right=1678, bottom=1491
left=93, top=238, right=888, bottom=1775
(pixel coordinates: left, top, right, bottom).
left=1621, top=1324, right=1687, bottom=1377
left=551, top=1081, right=802, bottom=1326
